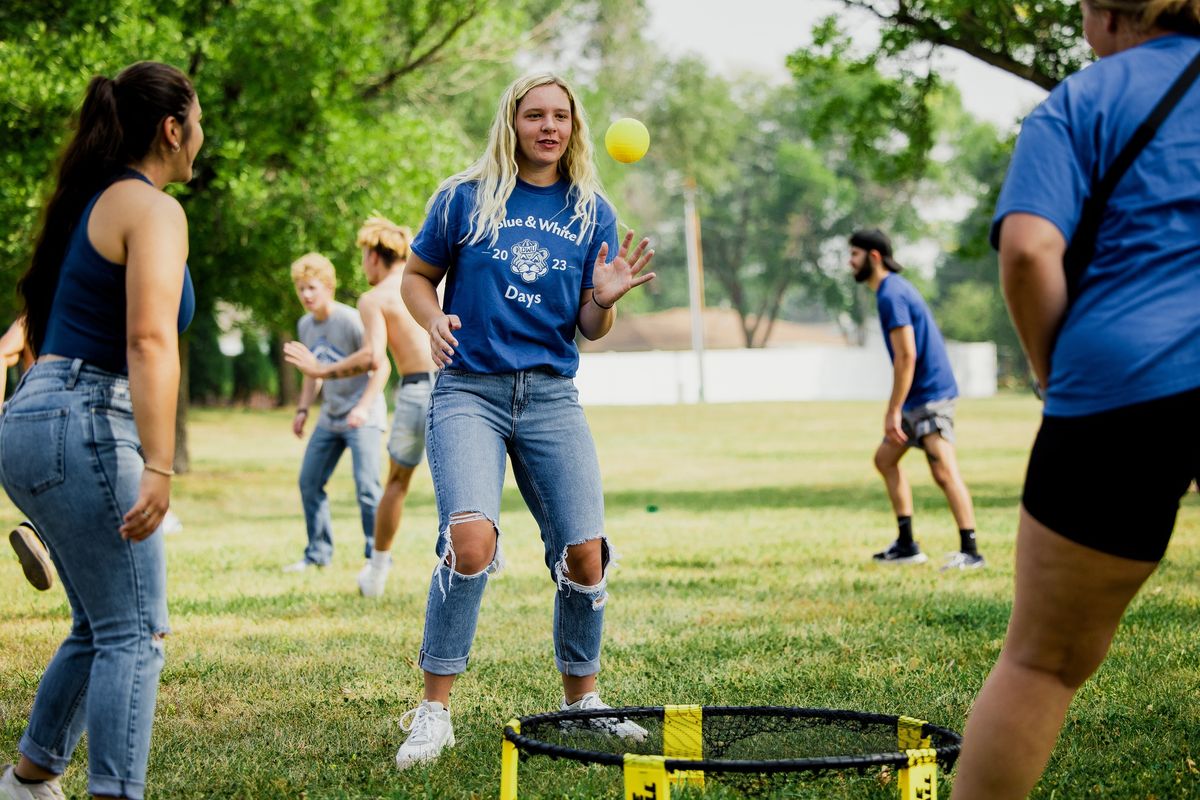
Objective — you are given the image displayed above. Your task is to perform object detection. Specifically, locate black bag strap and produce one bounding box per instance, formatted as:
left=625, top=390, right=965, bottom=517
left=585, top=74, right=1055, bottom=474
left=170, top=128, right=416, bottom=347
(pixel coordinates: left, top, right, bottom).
left=1064, top=45, right=1200, bottom=303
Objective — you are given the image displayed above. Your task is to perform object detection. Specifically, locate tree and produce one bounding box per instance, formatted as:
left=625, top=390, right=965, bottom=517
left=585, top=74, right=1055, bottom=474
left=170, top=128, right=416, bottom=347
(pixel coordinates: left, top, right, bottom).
left=838, top=0, right=1091, bottom=88
left=0, top=0, right=565, bottom=467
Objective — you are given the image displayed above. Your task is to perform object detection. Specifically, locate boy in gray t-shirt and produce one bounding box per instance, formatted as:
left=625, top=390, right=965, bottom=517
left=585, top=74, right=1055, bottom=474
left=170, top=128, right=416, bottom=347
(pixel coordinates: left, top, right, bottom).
left=283, top=253, right=387, bottom=572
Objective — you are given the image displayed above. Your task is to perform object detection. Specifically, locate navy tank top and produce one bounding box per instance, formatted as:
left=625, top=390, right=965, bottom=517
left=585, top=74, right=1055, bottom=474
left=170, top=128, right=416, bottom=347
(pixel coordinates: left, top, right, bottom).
left=40, top=170, right=195, bottom=374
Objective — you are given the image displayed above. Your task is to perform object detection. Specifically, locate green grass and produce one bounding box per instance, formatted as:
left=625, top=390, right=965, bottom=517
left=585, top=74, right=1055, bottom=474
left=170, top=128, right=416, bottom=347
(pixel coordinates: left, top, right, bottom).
left=1, top=397, right=1197, bottom=799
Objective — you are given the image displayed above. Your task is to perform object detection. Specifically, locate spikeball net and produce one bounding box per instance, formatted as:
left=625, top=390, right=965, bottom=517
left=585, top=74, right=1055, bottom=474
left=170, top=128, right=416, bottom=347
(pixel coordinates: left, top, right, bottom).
left=501, top=705, right=962, bottom=799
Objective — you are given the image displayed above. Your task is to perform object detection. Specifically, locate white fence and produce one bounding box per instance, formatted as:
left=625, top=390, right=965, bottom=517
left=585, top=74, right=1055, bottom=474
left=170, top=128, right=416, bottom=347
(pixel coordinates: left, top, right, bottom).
left=575, top=342, right=997, bottom=406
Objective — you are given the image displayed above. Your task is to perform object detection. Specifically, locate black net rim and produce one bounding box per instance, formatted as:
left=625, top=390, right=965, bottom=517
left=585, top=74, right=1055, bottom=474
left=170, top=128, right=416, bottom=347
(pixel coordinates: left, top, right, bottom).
left=504, top=705, right=962, bottom=773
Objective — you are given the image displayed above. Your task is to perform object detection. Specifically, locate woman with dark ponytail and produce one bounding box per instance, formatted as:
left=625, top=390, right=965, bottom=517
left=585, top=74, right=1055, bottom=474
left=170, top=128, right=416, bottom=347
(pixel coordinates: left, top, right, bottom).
left=953, top=1, right=1200, bottom=797
left=0, top=61, right=201, bottom=800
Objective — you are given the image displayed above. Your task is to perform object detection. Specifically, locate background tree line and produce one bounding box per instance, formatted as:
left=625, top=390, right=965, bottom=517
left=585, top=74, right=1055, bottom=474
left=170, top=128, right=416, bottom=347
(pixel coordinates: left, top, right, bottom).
left=1, top=0, right=1082, bottom=465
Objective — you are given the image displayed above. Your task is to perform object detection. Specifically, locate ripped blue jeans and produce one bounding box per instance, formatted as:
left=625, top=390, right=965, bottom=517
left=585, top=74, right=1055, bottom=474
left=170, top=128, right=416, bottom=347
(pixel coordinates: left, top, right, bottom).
left=419, top=368, right=609, bottom=677
left=0, top=360, right=167, bottom=800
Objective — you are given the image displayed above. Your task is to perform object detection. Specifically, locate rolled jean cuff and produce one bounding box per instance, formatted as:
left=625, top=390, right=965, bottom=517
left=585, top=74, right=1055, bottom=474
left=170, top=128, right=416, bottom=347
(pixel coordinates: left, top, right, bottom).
left=18, top=732, right=68, bottom=775
left=90, top=773, right=145, bottom=800
left=556, top=656, right=601, bottom=677
left=418, top=649, right=468, bottom=676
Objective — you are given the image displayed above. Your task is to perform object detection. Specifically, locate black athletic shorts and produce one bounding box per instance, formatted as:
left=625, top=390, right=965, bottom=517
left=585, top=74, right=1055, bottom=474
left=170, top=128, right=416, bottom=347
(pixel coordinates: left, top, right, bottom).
left=1022, top=386, right=1200, bottom=562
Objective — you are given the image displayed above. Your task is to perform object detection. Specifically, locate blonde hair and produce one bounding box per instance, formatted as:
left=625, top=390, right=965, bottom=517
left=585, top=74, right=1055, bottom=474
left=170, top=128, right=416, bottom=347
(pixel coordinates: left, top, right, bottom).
left=1086, top=0, right=1200, bottom=31
left=357, top=216, right=412, bottom=265
left=290, top=252, right=336, bottom=291
left=427, top=73, right=609, bottom=248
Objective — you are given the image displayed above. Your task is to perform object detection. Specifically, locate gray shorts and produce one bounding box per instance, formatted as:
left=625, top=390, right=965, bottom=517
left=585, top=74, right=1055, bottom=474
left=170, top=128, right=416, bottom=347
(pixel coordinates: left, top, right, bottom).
left=897, top=398, right=956, bottom=449
left=388, top=374, right=433, bottom=467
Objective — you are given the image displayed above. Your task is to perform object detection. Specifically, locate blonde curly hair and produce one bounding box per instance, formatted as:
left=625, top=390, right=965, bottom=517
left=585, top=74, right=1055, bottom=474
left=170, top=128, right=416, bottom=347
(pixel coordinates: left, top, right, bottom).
left=428, top=73, right=609, bottom=248
left=357, top=216, right=412, bottom=265
left=290, top=252, right=336, bottom=291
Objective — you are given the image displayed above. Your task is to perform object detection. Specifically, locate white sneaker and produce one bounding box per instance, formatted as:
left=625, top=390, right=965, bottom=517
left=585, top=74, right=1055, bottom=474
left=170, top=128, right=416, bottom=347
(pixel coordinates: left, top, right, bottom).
left=395, top=700, right=455, bottom=770
left=0, top=765, right=66, bottom=800
left=560, top=692, right=649, bottom=742
left=162, top=510, right=183, bottom=535
left=357, top=558, right=391, bottom=598
left=281, top=559, right=320, bottom=573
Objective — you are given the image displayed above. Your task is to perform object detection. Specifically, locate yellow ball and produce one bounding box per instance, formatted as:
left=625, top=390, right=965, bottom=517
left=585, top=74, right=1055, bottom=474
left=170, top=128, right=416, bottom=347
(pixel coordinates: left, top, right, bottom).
left=605, top=117, right=650, bottom=164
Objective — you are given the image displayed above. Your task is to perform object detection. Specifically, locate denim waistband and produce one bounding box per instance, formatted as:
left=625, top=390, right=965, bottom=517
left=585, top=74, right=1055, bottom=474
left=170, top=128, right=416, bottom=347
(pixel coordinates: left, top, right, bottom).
left=22, top=358, right=130, bottom=391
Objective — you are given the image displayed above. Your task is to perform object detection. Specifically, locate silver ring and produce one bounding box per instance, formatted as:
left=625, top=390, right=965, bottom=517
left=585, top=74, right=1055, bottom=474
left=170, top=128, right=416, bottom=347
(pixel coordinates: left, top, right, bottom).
left=141, top=510, right=152, bottom=518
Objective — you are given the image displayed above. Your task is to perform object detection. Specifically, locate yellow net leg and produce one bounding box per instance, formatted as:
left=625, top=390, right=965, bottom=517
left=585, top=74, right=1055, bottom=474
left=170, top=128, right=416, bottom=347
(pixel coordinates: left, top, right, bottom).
left=624, top=754, right=670, bottom=800
left=663, top=704, right=704, bottom=789
left=899, top=748, right=938, bottom=800
left=500, top=719, right=520, bottom=800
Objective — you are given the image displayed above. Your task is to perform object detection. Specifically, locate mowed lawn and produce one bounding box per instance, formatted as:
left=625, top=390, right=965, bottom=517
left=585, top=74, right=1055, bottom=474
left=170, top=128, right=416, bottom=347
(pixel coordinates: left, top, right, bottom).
left=1, top=397, right=1197, bottom=799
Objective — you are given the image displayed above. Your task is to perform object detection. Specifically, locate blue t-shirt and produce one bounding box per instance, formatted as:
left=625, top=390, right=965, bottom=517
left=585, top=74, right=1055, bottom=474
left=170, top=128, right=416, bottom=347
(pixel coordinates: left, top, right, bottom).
left=992, top=34, right=1200, bottom=417
left=411, top=178, right=618, bottom=377
left=41, top=170, right=195, bottom=375
left=875, top=273, right=958, bottom=409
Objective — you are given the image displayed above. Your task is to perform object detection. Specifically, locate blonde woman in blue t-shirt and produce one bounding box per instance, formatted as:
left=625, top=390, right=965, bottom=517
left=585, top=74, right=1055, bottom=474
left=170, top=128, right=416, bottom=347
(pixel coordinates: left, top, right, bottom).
left=395, top=73, right=655, bottom=769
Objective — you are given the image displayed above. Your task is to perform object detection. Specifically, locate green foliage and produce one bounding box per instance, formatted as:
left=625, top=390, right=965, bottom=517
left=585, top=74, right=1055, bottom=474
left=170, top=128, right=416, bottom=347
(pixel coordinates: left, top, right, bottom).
left=840, top=0, right=1092, bottom=89
left=0, top=0, right=557, bottom=396
left=187, top=305, right=232, bottom=402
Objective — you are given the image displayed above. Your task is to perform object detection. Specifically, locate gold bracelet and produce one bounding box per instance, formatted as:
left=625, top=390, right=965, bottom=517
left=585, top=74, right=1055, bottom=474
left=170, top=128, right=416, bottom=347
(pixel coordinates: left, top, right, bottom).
left=144, top=463, right=175, bottom=477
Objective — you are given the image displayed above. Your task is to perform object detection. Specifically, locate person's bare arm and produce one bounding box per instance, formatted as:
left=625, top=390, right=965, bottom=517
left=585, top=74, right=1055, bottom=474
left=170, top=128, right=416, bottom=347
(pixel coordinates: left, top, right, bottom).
left=401, top=253, right=456, bottom=368
left=0, top=317, right=26, bottom=368
left=577, top=232, right=655, bottom=341
left=345, top=293, right=391, bottom=428
left=998, top=213, right=1069, bottom=391
left=283, top=295, right=385, bottom=380
left=885, top=326, right=917, bottom=445
left=293, top=374, right=321, bottom=438
left=122, top=195, right=188, bottom=541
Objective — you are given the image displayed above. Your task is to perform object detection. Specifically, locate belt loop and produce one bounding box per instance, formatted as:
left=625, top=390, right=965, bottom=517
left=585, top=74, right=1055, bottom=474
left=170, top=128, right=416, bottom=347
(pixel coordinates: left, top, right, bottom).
left=64, top=358, right=84, bottom=390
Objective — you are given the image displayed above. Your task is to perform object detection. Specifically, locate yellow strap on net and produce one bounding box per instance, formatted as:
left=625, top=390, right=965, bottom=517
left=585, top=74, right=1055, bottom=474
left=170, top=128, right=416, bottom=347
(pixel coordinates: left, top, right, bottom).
left=897, top=716, right=931, bottom=751
left=624, top=754, right=670, bottom=800
left=663, top=704, right=704, bottom=788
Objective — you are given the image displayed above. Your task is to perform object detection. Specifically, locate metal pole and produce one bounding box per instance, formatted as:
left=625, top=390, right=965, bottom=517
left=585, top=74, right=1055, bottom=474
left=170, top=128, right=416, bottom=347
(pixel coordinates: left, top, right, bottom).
left=683, top=178, right=706, bottom=403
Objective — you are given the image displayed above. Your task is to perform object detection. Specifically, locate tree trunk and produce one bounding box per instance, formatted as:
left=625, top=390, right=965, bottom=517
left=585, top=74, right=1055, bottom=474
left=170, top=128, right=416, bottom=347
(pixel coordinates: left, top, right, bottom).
left=173, top=335, right=190, bottom=474
left=272, top=330, right=299, bottom=407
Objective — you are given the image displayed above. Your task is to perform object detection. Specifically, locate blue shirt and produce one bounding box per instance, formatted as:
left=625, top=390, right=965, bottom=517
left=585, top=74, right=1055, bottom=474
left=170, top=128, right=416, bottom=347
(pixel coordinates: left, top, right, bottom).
left=41, top=171, right=195, bottom=374
left=411, top=178, right=618, bottom=377
left=992, top=34, right=1200, bottom=416
left=875, top=273, right=958, bottom=409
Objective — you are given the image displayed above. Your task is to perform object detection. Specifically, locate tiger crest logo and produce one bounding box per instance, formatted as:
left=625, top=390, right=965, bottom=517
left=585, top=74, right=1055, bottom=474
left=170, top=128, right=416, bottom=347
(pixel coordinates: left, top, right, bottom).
left=511, top=238, right=550, bottom=283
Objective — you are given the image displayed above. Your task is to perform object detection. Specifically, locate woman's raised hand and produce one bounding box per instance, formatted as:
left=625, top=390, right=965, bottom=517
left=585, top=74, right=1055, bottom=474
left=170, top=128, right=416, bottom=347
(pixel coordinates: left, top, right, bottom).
left=591, top=231, right=656, bottom=308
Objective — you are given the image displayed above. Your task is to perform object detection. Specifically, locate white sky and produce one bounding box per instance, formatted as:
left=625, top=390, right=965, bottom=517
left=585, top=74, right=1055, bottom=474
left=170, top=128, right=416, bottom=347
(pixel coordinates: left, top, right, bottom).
left=645, top=0, right=1049, bottom=131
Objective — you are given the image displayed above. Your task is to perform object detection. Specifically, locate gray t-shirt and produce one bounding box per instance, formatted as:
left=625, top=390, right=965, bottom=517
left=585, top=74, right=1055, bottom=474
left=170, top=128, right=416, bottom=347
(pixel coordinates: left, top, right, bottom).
left=298, top=302, right=386, bottom=432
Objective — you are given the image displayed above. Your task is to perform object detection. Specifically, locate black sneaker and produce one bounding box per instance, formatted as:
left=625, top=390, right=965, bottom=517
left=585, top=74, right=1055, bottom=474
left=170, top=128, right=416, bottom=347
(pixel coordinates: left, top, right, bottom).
left=872, top=539, right=928, bottom=565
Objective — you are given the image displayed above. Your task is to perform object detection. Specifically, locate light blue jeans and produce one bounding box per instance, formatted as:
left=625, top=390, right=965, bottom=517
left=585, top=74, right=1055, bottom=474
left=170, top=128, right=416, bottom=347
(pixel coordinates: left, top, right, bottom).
left=298, top=423, right=383, bottom=565
left=0, top=359, right=167, bottom=800
left=419, top=368, right=610, bottom=677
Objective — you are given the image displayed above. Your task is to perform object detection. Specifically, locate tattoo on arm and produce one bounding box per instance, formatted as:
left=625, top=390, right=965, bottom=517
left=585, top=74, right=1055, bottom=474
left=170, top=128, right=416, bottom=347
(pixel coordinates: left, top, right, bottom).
left=325, top=363, right=369, bottom=379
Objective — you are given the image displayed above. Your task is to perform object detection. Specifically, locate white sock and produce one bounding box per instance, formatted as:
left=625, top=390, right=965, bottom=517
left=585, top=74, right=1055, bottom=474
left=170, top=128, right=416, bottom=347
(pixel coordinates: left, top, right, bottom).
left=370, top=549, right=392, bottom=569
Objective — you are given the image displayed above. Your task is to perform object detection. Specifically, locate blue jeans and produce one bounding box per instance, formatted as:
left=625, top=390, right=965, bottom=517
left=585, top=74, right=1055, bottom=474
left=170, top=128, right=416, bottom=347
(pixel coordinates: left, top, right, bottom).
left=299, top=423, right=383, bottom=565
left=419, top=368, right=610, bottom=677
left=0, top=360, right=167, bottom=800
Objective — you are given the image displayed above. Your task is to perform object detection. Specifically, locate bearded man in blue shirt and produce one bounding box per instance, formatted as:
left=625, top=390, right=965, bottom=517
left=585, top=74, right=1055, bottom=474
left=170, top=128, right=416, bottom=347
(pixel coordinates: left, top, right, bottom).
left=849, top=228, right=985, bottom=570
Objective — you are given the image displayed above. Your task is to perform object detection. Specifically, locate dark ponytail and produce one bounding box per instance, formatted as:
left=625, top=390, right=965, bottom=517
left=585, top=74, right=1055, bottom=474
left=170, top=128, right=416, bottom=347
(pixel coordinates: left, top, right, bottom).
left=19, top=61, right=194, bottom=355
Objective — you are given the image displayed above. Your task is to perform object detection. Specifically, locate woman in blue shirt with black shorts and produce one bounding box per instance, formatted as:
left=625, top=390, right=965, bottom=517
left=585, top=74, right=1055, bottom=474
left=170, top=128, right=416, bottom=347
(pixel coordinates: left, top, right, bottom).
left=394, top=73, right=656, bottom=769
left=954, top=2, right=1200, bottom=797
